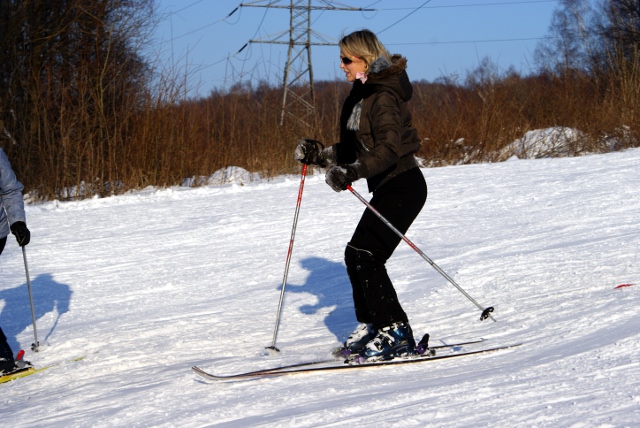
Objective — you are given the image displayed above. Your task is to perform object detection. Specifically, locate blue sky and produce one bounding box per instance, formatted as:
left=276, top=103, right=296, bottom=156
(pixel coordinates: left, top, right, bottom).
left=152, top=0, right=562, bottom=96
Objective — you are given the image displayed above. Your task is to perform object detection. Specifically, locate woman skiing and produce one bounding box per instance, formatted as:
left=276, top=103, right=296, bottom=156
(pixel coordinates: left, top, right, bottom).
left=295, top=29, right=427, bottom=361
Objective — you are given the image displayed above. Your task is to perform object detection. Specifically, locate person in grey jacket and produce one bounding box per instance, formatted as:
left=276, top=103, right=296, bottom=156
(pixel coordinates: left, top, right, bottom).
left=295, top=29, right=427, bottom=362
left=0, top=147, right=30, bottom=374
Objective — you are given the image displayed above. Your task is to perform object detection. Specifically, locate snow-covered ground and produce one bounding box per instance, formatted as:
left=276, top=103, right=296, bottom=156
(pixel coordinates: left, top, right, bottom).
left=1, top=146, right=639, bottom=427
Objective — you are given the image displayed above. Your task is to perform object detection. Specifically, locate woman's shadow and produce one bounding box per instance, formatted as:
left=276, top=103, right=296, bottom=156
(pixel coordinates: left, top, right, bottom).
left=284, top=257, right=356, bottom=343
left=0, top=273, right=72, bottom=352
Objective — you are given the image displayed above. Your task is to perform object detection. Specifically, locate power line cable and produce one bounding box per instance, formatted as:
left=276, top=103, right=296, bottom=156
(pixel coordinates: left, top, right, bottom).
left=166, top=0, right=208, bottom=16
left=387, top=36, right=558, bottom=46
left=376, top=0, right=558, bottom=34
left=378, top=0, right=433, bottom=34
left=170, top=5, right=243, bottom=41
left=382, top=0, right=558, bottom=10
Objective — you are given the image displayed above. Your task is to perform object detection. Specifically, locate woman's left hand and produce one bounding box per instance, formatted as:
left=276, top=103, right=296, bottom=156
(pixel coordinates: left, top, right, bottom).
left=10, top=221, right=30, bottom=246
left=326, top=165, right=358, bottom=192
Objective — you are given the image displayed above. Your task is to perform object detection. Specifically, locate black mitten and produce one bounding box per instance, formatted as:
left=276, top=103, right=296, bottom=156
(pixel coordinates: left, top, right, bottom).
left=10, top=221, right=30, bottom=247
left=294, top=139, right=325, bottom=165
left=325, top=165, right=358, bottom=192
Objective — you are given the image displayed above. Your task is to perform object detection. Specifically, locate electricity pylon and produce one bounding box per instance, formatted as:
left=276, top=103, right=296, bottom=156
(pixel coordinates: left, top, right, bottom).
left=239, top=1, right=372, bottom=127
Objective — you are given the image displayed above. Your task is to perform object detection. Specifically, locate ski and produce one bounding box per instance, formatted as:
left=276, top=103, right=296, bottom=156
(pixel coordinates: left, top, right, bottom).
left=1, top=366, right=45, bottom=384
left=192, top=339, right=514, bottom=381
left=193, top=338, right=483, bottom=380
left=0, top=356, right=85, bottom=385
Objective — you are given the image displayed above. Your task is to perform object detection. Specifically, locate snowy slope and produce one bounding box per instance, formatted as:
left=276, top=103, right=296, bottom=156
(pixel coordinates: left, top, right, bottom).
left=1, top=149, right=639, bottom=427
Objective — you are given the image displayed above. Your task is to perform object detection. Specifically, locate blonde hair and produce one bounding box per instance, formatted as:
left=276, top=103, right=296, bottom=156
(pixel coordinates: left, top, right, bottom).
left=339, top=29, right=390, bottom=71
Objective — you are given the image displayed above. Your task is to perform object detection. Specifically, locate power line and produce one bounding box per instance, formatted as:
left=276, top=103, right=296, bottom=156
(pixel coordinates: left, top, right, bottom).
left=169, top=6, right=242, bottom=41
left=389, top=36, right=558, bottom=46
left=197, top=35, right=558, bottom=73
left=166, top=0, right=208, bottom=16
left=378, top=0, right=434, bottom=34
left=380, top=0, right=559, bottom=10
left=376, top=0, right=560, bottom=34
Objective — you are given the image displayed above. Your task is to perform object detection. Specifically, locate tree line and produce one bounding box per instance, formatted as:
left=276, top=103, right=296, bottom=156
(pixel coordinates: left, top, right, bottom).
left=0, top=0, right=638, bottom=201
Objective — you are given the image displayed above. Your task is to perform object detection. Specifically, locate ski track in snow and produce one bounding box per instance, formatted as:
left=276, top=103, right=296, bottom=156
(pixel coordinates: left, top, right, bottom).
left=1, top=149, right=639, bottom=427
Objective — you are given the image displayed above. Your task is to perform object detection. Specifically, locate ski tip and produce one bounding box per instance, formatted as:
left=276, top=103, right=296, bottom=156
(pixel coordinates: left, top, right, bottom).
left=614, top=283, right=634, bottom=289
left=192, top=366, right=209, bottom=376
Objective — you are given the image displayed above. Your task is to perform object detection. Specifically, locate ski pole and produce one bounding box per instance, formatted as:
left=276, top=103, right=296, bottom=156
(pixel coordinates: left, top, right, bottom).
left=22, top=246, right=40, bottom=351
left=267, top=164, right=308, bottom=352
left=346, top=184, right=496, bottom=322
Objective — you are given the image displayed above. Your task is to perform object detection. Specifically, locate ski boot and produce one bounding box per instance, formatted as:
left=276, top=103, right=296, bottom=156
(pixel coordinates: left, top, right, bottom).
left=333, top=323, right=376, bottom=358
left=0, top=350, right=31, bottom=375
left=355, top=322, right=416, bottom=363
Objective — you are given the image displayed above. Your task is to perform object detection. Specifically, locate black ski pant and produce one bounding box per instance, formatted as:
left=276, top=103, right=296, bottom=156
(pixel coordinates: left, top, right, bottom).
left=344, top=167, right=427, bottom=331
left=0, top=327, right=15, bottom=372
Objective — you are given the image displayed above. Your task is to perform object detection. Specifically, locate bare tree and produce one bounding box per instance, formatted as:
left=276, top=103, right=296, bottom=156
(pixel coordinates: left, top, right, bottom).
left=533, top=0, right=601, bottom=76
left=0, top=0, right=155, bottom=199
left=598, top=0, right=640, bottom=62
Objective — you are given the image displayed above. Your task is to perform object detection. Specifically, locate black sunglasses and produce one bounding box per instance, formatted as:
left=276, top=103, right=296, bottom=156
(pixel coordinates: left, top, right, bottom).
left=341, top=56, right=353, bottom=65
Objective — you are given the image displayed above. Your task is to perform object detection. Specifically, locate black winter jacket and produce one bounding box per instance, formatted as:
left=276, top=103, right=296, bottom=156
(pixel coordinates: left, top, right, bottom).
left=326, top=54, right=421, bottom=192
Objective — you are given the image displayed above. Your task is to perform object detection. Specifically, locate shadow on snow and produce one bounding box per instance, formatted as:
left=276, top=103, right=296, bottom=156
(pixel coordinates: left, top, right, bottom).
left=281, top=256, right=356, bottom=343
left=0, top=273, right=72, bottom=352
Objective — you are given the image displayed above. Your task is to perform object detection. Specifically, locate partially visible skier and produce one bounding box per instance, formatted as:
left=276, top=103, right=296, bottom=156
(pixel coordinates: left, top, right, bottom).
left=294, top=29, right=427, bottom=361
left=0, top=147, right=31, bottom=374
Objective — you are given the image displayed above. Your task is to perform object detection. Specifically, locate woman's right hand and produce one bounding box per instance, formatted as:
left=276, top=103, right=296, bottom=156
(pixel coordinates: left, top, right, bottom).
left=294, top=139, right=325, bottom=165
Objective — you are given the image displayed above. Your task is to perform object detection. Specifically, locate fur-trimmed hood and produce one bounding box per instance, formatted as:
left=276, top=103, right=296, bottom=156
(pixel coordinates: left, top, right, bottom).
left=345, top=54, right=413, bottom=131
left=365, top=54, right=412, bottom=102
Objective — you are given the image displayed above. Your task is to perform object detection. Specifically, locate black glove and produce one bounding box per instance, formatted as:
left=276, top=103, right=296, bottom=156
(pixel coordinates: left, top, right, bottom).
left=294, top=139, right=325, bottom=165
left=10, top=221, right=30, bottom=247
left=325, top=165, right=358, bottom=192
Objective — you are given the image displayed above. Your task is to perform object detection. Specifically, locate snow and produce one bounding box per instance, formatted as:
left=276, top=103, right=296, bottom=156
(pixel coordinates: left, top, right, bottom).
left=1, top=144, right=639, bottom=426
